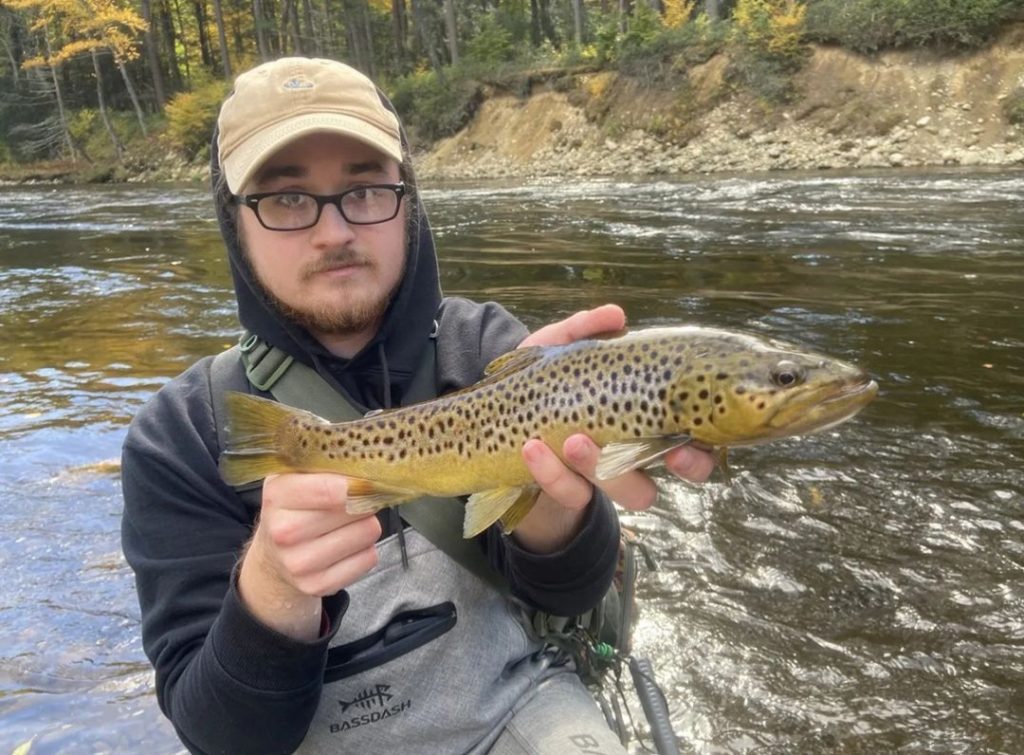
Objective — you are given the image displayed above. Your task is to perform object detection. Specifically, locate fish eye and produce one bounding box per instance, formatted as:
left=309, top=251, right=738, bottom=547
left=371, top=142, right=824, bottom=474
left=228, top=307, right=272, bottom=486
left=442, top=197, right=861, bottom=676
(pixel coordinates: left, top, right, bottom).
left=771, top=360, right=805, bottom=388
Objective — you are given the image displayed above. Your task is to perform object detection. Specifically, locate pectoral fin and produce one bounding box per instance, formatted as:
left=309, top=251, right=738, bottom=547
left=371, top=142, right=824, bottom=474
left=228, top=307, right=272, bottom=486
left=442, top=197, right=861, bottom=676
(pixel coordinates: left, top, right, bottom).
left=464, top=485, right=540, bottom=538
left=345, top=478, right=421, bottom=514
left=594, top=435, right=692, bottom=480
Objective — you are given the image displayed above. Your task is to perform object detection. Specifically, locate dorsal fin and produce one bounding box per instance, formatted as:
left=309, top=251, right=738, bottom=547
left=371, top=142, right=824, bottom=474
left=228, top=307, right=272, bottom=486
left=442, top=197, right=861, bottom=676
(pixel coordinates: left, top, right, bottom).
left=482, top=346, right=545, bottom=377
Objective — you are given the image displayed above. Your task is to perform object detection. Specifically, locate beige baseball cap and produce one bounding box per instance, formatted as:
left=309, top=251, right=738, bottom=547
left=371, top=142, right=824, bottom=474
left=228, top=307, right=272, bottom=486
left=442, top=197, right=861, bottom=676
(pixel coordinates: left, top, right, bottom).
left=217, top=57, right=403, bottom=193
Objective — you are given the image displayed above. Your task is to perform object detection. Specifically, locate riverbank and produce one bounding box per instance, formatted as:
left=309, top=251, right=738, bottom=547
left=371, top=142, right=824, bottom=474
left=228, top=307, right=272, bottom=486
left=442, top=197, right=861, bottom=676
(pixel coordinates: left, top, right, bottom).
left=416, top=27, right=1024, bottom=180
left=3, top=26, right=1024, bottom=186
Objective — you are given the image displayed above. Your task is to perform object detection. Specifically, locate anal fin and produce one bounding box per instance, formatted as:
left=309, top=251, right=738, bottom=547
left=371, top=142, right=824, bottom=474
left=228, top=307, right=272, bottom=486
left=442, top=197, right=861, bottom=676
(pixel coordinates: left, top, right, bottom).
left=594, top=434, right=692, bottom=480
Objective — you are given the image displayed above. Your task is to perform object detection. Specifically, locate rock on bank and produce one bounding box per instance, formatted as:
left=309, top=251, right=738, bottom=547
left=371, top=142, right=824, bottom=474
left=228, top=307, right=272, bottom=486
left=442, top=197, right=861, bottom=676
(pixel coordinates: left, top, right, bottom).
left=415, top=27, right=1024, bottom=181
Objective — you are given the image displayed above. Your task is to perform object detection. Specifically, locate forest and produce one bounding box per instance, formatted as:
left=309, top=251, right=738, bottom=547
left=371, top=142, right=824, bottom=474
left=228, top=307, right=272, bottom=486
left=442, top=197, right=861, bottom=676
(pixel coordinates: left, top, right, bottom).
left=0, top=0, right=1021, bottom=176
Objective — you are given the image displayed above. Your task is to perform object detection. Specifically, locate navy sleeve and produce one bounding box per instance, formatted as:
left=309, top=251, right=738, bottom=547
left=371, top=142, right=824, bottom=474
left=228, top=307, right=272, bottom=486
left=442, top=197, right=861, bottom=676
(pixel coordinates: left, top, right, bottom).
left=436, top=297, right=622, bottom=616
left=120, top=359, right=345, bottom=755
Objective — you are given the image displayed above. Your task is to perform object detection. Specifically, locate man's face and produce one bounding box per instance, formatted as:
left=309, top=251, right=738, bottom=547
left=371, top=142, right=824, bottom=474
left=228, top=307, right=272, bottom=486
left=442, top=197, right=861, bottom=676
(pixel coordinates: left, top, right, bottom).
left=237, top=132, right=407, bottom=356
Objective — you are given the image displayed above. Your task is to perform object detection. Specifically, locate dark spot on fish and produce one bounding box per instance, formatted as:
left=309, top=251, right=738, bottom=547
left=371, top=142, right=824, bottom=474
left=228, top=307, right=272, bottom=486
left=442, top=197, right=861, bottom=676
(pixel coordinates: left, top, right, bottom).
left=735, top=386, right=746, bottom=395
left=714, top=394, right=723, bottom=404
left=716, top=372, right=729, bottom=380
left=693, top=417, right=703, bottom=426
left=696, top=374, right=705, bottom=383
left=399, top=449, right=407, bottom=459
left=681, top=392, right=690, bottom=401
left=758, top=401, right=766, bottom=409
left=699, top=389, right=709, bottom=400
left=383, top=436, right=394, bottom=446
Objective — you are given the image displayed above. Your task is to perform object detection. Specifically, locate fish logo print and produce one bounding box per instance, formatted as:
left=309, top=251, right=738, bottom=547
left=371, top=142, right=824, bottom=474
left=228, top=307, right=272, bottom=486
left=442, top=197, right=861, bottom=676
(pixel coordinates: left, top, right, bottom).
left=338, top=684, right=393, bottom=713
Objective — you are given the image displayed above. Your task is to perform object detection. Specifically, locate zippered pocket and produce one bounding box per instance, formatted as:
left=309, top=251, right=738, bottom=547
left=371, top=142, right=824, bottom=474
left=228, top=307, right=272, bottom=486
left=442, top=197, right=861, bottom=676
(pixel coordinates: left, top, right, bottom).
left=323, top=602, right=457, bottom=683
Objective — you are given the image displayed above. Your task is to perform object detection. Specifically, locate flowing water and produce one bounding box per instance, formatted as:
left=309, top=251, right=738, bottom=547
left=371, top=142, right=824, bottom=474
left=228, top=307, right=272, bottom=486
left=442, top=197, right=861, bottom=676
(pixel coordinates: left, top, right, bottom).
left=0, top=168, right=1021, bottom=753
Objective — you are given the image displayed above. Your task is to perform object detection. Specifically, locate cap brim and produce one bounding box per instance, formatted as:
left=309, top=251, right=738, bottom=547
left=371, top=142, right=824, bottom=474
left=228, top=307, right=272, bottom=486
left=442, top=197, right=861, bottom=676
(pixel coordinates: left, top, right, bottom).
left=223, top=112, right=403, bottom=193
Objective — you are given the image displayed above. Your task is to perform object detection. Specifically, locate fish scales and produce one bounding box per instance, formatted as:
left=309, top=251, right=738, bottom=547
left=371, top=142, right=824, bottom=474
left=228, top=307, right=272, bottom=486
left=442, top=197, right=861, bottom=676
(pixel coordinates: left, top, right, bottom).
left=219, top=326, right=878, bottom=537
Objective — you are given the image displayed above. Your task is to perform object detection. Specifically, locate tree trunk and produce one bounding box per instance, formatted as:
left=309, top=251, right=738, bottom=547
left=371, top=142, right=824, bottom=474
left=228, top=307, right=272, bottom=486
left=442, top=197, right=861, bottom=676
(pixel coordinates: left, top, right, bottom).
left=192, top=0, right=213, bottom=66
left=211, top=0, right=232, bottom=76
left=301, top=0, right=320, bottom=55
left=342, top=0, right=370, bottom=73
left=139, top=0, right=166, bottom=107
left=537, top=0, right=558, bottom=46
left=571, top=0, right=584, bottom=45
left=231, top=0, right=245, bottom=58
left=391, top=0, right=407, bottom=70
left=703, top=0, right=721, bottom=20
left=43, top=25, right=77, bottom=160
left=252, top=0, right=271, bottom=60
left=159, top=0, right=184, bottom=90
left=90, top=46, right=123, bottom=159
left=409, top=0, right=443, bottom=79
left=171, top=0, right=193, bottom=81
left=529, top=0, right=558, bottom=47
left=442, top=0, right=457, bottom=64
left=289, top=0, right=302, bottom=53
left=319, top=0, right=336, bottom=56
left=116, top=58, right=149, bottom=136
left=278, top=0, right=292, bottom=54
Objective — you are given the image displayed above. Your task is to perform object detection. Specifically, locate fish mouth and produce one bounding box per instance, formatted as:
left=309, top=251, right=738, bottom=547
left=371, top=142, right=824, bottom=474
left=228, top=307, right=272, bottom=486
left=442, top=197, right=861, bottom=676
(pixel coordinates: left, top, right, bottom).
left=767, top=374, right=879, bottom=437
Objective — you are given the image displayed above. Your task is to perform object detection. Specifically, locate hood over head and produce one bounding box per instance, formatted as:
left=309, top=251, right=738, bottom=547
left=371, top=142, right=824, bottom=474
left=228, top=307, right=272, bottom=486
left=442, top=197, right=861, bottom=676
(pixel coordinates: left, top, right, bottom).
left=210, top=57, right=442, bottom=410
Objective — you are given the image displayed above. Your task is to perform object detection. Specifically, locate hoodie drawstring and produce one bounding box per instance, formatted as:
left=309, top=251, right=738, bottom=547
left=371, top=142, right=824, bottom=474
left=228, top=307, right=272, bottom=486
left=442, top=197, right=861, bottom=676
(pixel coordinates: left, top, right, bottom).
left=378, top=343, right=410, bottom=570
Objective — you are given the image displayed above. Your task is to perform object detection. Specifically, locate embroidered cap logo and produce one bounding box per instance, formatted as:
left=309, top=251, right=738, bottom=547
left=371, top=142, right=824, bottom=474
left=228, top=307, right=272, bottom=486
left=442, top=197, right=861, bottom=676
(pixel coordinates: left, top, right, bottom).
left=282, top=75, right=315, bottom=91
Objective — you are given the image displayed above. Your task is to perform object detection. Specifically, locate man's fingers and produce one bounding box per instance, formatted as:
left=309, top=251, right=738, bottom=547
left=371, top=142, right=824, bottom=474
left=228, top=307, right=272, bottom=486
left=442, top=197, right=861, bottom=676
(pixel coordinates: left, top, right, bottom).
left=522, top=439, right=592, bottom=510
left=519, top=304, right=626, bottom=348
left=264, top=473, right=348, bottom=510
left=562, top=434, right=658, bottom=511
left=282, top=516, right=382, bottom=592
left=665, top=445, right=717, bottom=483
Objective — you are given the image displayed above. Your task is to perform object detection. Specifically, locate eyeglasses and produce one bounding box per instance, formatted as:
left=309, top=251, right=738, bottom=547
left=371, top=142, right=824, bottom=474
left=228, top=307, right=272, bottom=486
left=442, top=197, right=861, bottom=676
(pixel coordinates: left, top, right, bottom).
left=234, top=182, right=406, bottom=231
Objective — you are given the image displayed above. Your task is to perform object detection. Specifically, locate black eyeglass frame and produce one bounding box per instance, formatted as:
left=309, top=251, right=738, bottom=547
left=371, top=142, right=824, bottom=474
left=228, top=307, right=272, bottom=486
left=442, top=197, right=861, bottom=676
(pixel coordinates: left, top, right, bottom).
left=233, top=182, right=407, bottom=231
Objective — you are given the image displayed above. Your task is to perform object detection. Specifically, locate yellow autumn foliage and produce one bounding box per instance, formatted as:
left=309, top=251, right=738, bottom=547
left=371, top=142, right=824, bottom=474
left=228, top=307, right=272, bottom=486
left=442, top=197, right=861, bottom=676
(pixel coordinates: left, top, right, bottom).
left=662, top=0, right=696, bottom=29
left=663, top=0, right=696, bottom=29
left=7, top=0, right=147, bottom=67
left=732, top=0, right=806, bottom=59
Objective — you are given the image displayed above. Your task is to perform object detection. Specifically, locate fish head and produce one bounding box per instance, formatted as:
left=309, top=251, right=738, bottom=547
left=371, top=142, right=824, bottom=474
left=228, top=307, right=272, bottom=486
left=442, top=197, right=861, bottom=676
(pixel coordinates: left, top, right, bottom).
left=666, top=331, right=878, bottom=447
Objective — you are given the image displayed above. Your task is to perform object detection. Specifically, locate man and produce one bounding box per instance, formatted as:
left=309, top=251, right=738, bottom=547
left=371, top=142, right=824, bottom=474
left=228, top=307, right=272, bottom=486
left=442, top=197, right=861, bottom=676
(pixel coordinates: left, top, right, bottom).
left=121, top=56, right=714, bottom=755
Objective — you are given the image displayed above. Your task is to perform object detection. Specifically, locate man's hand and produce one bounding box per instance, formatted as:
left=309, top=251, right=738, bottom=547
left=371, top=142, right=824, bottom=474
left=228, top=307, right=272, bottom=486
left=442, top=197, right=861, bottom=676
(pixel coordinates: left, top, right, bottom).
left=238, top=473, right=381, bottom=641
left=511, top=304, right=716, bottom=553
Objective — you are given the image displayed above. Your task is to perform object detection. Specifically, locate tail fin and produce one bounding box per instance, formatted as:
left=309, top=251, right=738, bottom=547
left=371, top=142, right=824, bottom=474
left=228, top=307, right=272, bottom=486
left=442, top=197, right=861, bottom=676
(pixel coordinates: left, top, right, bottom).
left=218, top=392, right=318, bottom=486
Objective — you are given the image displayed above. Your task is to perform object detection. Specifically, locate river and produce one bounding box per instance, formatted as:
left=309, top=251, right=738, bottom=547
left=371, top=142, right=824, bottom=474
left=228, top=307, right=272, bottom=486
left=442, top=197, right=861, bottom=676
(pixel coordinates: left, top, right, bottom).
left=0, top=168, right=1022, bottom=753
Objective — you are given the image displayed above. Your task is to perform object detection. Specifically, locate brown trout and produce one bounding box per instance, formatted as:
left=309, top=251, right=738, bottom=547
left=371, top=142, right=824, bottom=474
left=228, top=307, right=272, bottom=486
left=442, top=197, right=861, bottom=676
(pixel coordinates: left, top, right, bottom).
left=219, top=326, right=878, bottom=537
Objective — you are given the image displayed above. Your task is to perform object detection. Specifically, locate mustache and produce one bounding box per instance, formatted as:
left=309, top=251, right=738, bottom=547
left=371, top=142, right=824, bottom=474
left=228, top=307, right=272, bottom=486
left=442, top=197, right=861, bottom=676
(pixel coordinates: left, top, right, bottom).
left=303, top=250, right=369, bottom=277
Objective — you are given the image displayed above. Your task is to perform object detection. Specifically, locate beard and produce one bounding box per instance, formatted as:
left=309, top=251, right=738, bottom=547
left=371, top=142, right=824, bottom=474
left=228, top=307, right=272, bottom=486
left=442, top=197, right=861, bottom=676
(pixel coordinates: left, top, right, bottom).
left=239, top=235, right=407, bottom=339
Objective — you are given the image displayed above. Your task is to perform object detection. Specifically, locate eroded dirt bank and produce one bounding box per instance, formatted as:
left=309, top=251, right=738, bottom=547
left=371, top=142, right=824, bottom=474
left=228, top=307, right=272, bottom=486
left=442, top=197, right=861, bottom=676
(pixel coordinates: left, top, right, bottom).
left=416, top=27, right=1024, bottom=180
